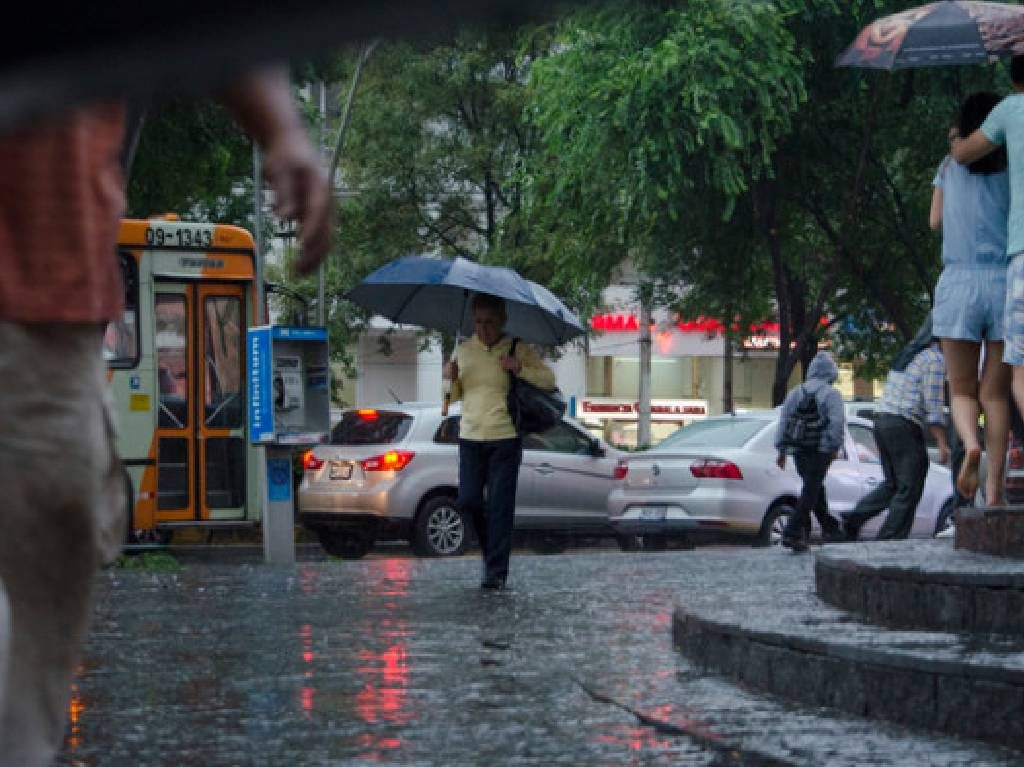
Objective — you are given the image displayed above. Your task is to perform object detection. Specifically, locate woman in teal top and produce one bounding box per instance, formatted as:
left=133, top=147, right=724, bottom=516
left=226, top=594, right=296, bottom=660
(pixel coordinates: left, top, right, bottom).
left=931, top=91, right=1011, bottom=504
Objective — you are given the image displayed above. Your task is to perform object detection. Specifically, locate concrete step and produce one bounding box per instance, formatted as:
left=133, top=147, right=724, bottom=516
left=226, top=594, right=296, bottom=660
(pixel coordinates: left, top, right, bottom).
left=671, top=541, right=1024, bottom=750
left=815, top=540, right=1024, bottom=635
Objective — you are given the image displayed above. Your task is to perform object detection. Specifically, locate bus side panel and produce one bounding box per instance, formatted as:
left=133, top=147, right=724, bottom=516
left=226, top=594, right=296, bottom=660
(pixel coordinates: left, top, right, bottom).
left=110, top=250, right=159, bottom=535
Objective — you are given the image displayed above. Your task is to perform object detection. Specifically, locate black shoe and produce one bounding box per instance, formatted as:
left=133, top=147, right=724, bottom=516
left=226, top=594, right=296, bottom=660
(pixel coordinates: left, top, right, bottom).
left=480, top=576, right=506, bottom=590
left=781, top=535, right=808, bottom=553
left=822, top=527, right=845, bottom=543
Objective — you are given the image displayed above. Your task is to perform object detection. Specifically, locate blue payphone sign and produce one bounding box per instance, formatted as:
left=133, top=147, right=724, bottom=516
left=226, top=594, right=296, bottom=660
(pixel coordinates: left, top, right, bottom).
left=248, top=326, right=275, bottom=444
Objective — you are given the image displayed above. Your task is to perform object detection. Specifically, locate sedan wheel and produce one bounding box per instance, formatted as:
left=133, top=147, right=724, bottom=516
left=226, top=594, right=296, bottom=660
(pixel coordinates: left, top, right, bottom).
left=414, top=496, right=467, bottom=557
left=757, top=503, right=794, bottom=547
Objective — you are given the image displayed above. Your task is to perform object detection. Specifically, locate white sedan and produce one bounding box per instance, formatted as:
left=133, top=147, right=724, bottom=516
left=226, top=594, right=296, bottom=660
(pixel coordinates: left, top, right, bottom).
left=608, top=411, right=957, bottom=545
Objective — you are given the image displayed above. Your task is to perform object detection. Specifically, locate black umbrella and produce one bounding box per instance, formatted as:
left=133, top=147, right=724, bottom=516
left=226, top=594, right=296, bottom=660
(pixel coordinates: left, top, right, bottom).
left=837, top=1, right=1024, bottom=70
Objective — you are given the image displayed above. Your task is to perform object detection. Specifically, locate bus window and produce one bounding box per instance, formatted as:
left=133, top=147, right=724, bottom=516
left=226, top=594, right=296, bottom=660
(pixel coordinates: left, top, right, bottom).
left=103, top=252, right=139, bottom=368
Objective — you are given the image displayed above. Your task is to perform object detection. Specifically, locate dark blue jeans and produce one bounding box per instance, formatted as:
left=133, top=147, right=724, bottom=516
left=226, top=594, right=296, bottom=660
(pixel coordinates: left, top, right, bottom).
left=457, top=437, right=522, bottom=581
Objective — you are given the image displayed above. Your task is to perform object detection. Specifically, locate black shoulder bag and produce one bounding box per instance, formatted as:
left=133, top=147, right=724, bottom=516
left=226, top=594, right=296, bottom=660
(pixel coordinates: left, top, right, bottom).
left=506, top=338, right=566, bottom=434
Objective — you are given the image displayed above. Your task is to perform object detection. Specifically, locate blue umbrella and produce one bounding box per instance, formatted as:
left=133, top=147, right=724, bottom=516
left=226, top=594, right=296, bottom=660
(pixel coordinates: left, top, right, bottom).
left=346, top=255, right=585, bottom=346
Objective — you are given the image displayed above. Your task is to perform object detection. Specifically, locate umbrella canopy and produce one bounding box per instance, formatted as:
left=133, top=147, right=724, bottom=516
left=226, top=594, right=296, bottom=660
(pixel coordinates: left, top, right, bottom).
left=837, top=1, right=1024, bottom=70
left=346, top=256, right=585, bottom=346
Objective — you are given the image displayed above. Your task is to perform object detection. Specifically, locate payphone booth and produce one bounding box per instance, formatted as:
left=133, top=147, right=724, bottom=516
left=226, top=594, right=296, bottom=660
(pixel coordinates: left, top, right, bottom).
left=247, top=325, right=330, bottom=564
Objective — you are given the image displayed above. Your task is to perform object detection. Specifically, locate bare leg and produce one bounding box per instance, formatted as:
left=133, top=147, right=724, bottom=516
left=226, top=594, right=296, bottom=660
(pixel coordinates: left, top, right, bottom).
left=979, top=341, right=1011, bottom=506
left=1012, top=367, right=1024, bottom=465
left=942, top=339, right=982, bottom=500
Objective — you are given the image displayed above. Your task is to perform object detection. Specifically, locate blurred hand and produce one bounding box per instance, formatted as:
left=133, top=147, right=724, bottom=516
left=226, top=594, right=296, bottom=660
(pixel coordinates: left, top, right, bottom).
left=443, top=360, right=459, bottom=381
left=500, top=354, right=522, bottom=374
left=262, top=128, right=331, bottom=275
left=775, top=454, right=786, bottom=471
left=939, top=446, right=950, bottom=466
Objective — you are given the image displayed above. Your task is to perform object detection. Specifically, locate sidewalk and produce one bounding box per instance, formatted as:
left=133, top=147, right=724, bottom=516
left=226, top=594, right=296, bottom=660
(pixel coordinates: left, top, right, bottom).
left=57, top=547, right=1021, bottom=766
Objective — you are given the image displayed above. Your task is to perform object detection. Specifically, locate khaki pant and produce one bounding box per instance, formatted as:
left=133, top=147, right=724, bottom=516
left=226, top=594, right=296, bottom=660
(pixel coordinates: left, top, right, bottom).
left=0, top=322, right=124, bottom=767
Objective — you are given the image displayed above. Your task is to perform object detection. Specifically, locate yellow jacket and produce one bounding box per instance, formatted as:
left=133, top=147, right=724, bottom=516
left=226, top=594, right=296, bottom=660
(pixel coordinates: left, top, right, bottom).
left=448, top=335, right=556, bottom=441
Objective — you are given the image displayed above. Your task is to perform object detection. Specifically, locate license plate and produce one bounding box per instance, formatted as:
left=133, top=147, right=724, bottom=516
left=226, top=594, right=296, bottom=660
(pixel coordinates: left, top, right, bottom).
left=640, top=506, right=666, bottom=521
left=329, top=462, right=352, bottom=480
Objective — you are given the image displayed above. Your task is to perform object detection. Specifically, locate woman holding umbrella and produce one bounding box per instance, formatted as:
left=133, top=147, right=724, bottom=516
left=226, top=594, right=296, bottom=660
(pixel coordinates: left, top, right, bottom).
left=443, top=292, right=556, bottom=590
left=933, top=90, right=1011, bottom=504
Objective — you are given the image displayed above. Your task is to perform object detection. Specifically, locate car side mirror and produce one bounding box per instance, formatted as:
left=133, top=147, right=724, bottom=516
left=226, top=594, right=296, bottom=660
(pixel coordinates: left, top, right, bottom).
left=588, top=439, right=606, bottom=458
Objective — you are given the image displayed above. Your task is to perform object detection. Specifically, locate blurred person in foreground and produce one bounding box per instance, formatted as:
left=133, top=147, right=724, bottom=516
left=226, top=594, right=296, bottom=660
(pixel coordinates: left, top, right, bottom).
left=842, top=319, right=949, bottom=541
left=443, top=293, right=555, bottom=589
left=0, top=67, right=331, bottom=767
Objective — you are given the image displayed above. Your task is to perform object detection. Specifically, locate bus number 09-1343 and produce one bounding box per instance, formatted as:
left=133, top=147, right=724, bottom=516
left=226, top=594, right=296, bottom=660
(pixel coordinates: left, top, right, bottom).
left=145, top=227, right=213, bottom=248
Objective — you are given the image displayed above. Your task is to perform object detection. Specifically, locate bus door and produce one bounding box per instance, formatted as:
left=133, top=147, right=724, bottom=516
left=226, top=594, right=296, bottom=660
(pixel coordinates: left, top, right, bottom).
left=155, top=282, right=247, bottom=522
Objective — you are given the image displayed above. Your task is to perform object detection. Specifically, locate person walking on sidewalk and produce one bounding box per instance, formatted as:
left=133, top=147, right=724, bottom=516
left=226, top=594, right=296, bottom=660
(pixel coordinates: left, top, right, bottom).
left=443, top=293, right=555, bottom=589
left=953, top=56, right=1024, bottom=492
left=843, top=322, right=950, bottom=541
left=932, top=92, right=1011, bottom=504
left=775, top=351, right=845, bottom=552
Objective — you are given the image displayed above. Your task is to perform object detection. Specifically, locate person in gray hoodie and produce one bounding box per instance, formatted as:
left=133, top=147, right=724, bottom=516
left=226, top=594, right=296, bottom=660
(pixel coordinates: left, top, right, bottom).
left=775, top=351, right=846, bottom=551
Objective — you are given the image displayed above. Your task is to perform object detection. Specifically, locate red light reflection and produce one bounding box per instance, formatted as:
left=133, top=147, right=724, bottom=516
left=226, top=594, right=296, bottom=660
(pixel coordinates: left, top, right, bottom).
left=355, top=643, right=412, bottom=725
left=298, top=623, right=316, bottom=717
left=66, top=666, right=86, bottom=752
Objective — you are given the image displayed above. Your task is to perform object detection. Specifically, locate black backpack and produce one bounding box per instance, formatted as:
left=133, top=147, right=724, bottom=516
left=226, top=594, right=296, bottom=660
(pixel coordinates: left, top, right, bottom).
left=782, top=385, right=826, bottom=451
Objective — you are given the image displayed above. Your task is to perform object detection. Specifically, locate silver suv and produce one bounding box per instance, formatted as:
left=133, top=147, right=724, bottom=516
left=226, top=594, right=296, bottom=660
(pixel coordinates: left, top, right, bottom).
left=298, top=403, right=624, bottom=558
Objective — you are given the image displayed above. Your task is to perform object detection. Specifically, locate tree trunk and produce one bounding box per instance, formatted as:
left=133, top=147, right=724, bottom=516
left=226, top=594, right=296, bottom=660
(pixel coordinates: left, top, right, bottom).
left=722, top=333, right=734, bottom=414
left=637, top=291, right=652, bottom=448
left=755, top=178, right=797, bottom=406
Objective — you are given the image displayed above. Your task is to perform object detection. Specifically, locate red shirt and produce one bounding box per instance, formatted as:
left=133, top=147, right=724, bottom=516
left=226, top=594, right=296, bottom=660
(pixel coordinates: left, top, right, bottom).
left=0, top=104, right=126, bottom=323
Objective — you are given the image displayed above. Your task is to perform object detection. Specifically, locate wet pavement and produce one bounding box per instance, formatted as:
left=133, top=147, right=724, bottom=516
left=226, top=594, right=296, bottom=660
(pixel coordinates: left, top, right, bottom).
left=56, top=548, right=1021, bottom=766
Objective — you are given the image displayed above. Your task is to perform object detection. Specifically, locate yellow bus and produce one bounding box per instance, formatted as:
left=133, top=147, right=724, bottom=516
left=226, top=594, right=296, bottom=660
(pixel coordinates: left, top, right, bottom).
left=104, top=216, right=262, bottom=543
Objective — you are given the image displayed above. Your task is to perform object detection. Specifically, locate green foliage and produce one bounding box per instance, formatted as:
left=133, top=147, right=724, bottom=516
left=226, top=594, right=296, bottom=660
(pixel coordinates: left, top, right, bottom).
left=115, top=551, right=180, bottom=571
left=523, top=0, right=810, bottom=317
left=127, top=99, right=252, bottom=224
left=277, top=32, right=546, bottom=371
left=271, top=2, right=1011, bottom=394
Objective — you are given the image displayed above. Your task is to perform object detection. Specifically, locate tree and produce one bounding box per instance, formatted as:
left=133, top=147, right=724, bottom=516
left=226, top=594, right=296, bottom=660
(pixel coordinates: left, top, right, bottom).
left=276, top=31, right=545, bottom=373
left=127, top=99, right=254, bottom=225
left=759, top=1, right=1007, bottom=398
left=522, top=0, right=811, bottom=428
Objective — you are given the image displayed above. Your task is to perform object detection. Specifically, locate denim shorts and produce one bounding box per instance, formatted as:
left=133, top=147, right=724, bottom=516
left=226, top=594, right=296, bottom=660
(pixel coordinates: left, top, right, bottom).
left=933, top=264, right=1007, bottom=342
left=1004, top=254, right=1024, bottom=365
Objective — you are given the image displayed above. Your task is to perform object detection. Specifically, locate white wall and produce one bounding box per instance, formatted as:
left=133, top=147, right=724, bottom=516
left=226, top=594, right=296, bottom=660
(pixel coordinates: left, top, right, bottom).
left=356, top=331, right=443, bottom=406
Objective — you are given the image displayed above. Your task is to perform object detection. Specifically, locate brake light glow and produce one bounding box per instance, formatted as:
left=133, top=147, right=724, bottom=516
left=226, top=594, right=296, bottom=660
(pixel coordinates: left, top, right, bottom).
left=690, top=459, right=743, bottom=480
left=361, top=450, right=415, bottom=472
left=357, top=409, right=379, bottom=421
left=613, top=460, right=628, bottom=480
left=302, top=450, right=324, bottom=471
left=1010, top=446, right=1024, bottom=470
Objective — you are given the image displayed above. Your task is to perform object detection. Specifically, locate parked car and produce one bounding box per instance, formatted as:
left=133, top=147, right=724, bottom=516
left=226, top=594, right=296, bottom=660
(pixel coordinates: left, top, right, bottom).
left=608, top=411, right=957, bottom=546
left=298, top=403, right=625, bottom=558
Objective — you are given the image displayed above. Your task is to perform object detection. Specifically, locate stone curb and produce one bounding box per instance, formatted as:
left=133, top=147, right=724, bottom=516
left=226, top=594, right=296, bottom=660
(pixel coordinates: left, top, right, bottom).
left=956, top=507, right=1024, bottom=557
left=673, top=597, right=1024, bottom=749
left=815, top=549, right=1024, bottom=635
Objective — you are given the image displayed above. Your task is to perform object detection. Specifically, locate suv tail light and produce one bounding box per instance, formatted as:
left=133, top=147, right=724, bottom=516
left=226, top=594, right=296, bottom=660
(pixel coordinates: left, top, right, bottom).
left=302, top=450, right=324, bottom=471
left=613, top=460, right=628, bottom=480
left=361, top=450, right=415, bottom=472
left=690, top=458, right=743, bottom=480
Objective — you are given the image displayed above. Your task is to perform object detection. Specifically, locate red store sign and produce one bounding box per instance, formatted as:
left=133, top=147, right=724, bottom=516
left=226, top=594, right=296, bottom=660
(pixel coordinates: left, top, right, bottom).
left=581, top=401, right=707, bottom=416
